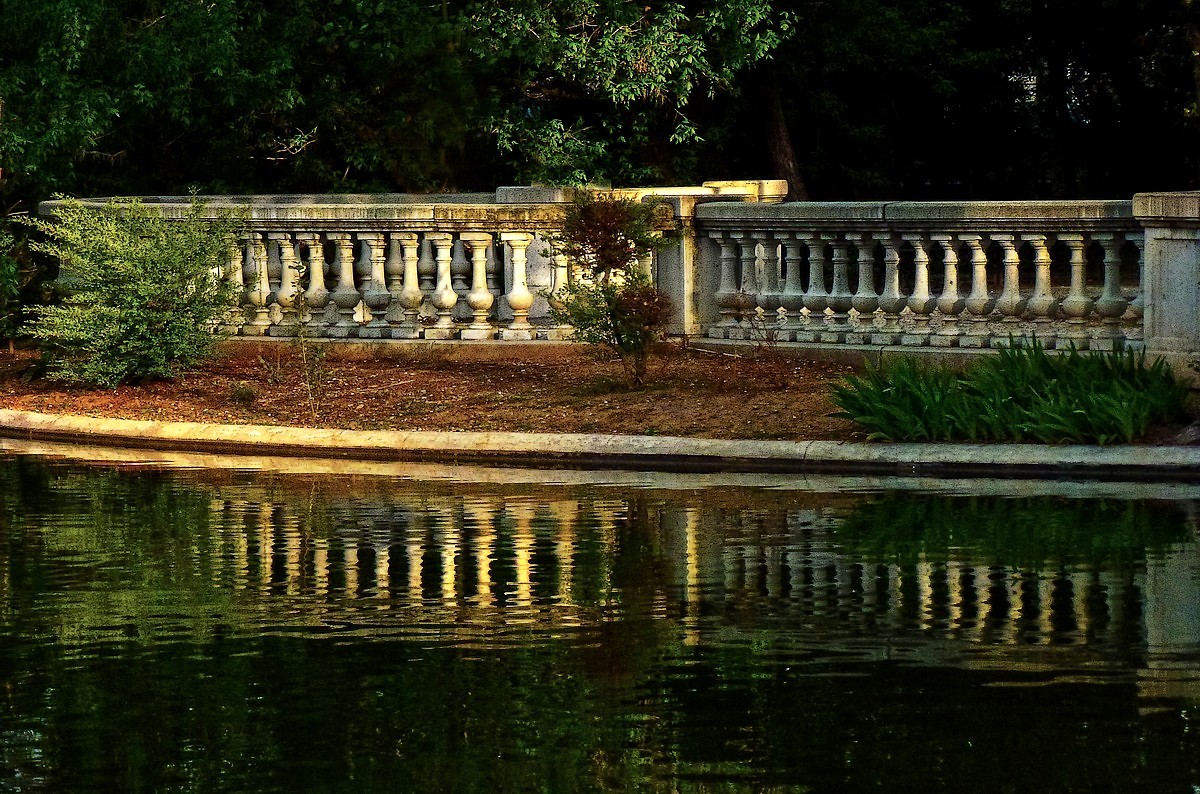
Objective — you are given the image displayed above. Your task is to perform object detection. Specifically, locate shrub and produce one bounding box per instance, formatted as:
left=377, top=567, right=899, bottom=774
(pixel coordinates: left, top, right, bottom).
left=0, top=223, right=20, bottom=351
left=21, top=197, right=245, bottom=387
left=547, top=192, right=674, bottom=386
left=831, top=341, right=1190, bottom=445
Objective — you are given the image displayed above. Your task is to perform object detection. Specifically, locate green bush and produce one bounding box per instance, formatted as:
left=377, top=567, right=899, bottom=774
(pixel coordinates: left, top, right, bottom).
left=0, top=223, right=20, bottom=348
left=21, top=197, right=245, bottom=387
left=547, top=192, right=674, bottom=386
left=831, top=341, right=1190, bottom=445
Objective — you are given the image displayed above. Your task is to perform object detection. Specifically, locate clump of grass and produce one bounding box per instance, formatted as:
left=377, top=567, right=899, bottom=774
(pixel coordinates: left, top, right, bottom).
left=831, top=341, right=1190, bottom=444
left=228, top=381, right=259, bottom=407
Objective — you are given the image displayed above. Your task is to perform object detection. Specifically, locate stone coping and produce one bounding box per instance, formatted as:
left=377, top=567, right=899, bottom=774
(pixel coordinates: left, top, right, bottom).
left=2, top=409, right=1199, bottom=482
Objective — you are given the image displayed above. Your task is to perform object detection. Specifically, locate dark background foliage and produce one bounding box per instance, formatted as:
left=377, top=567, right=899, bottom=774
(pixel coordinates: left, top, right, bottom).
left=2, top=0, right=1198, bottom=210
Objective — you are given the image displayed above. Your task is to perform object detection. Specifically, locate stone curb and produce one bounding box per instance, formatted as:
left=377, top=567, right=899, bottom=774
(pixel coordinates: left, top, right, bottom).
left=2, top=409, right=1200, bottom=481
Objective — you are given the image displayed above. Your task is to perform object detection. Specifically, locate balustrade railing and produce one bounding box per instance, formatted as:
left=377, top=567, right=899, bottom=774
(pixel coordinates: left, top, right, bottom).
left=693, top=201, right=1145, bottom=350
left=41, top=185, right=1200, bottom=371
left=201, top=193, right=573, bottom=341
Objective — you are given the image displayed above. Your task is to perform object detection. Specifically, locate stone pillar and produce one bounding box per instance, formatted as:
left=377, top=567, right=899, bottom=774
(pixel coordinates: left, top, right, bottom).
left=267, top=232, right=301, bottom=335
left=1058, top=233, right=1093, bottom=350
left=460, top=232, right=496, bottom=339
left=243, top=233, right=272, bottom=335
left=327, top=232, right=361, bottom=338
left=1135, top=192, right=1200, bottom=377
left=901, top=234, right=934, bottom=345
left=651, top=196, right=703, bottom=336
left=424, top=232, right=458, bottom=339
left=500, top=232, right=535, bottom=340
left=357, top=232, right=390, bottom=337
left=1022, top=233, right=1059, bottom=347
left=392, top=232, right=424, bottom=339
left=932, top=234, right=964, bottom=347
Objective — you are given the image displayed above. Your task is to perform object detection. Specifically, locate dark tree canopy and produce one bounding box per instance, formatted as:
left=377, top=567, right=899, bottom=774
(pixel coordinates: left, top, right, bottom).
left=1, top=0, right=1198, bottom=213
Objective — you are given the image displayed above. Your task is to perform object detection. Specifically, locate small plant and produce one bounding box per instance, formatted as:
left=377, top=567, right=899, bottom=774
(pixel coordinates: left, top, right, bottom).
left=258, top=351, right=288, bottom=385
left=229, top=381, right=259, bottom=407
left=831, top=341, right=1190, bottom=445
left=546, top=192, right=674, bottom=386
left=295, top=336, right=328, bottom=420
left=20, top=197, right=246, bottom=387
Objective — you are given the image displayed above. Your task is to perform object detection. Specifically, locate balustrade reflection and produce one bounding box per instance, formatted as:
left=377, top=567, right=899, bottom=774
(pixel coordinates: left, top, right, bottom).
left=179, top=489, right=1198, bottom=657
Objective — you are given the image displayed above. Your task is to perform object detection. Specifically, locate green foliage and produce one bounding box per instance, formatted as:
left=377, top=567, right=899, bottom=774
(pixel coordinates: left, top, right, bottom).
left=467, top=0, right=794, bottom=185
left=831, top=341, right=1190, bottom=444
left=20, top=197, right=244, bottom=387
left=547, top=192, right=674, bottom=386
left=834, top=493, right=1189, bottom=570
left=0, top=222, right=21, bottom=342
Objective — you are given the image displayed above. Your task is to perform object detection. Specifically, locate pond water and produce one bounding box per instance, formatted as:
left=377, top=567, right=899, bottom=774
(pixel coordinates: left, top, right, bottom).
left=0, top=443, right=1198, bottom=791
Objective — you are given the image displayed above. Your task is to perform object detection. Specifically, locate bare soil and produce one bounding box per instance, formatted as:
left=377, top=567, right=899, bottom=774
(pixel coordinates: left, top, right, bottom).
left=0, top=341, right=866, bottom=442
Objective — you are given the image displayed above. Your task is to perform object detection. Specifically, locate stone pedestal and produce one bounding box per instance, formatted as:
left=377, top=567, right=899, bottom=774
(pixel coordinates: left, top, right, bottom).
left=1134, top=192, right=1200, bottom=381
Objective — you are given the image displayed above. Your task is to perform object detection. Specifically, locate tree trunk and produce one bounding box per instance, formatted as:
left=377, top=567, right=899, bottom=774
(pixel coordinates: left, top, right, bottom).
left=764, top=67, right=808, bottom=201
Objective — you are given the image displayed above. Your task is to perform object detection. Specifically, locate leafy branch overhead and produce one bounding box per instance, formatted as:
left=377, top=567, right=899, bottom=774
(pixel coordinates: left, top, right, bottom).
left=467, top=0, right=794, bottom=184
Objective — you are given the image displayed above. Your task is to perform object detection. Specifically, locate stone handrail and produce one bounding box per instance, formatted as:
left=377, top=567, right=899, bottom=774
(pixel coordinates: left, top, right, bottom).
left=680, top=200, right=1145, bottom=351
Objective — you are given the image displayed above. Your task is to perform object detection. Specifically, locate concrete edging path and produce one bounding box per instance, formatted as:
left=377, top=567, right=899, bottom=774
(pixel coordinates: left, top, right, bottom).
left=2, top=409, right=1200, bottom=482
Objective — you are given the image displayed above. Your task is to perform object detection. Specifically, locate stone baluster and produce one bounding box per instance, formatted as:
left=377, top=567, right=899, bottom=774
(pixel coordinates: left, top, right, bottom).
left=1093, top=233, right=1129, bottom=350
left=637, top=240, right=655, bottom=280
left=1126, top=237, right=1144, bottom=344
left=416, top=236, right=436, bottom=294
left=244, top=232, right=272, bottom=335
left=1057, top=233, right=1092, bottom=350
left=779, top=233, right=807, bottom=340
left=960, top=234, right=994, bottom=347
left=383, top=233, right=404, bottom=328
left=872, top=233, right=904, bottom=344
left=388, top=233, right=423, bottom=339
left=755, top=231, right=782, bottom=331
left=847, top=233, right=879, bottom=344
left=1023, top=233, right=1059, bottom=347
left=358, top=232, right=390, bottom=337
left=543, top=250, right=573, bottom=340
left=731, top=231, right=760, bottom=338
left=220, top=238, right=247, bottom=334
left=425, top=232, right=458, bottom=339
left=990, top=234, right=1026, bottom=345
left=450, top=237, right=471, bottom=322
left=902, top=234, right=934, bottom=345
left=798, top=232, right=827, bottom=343
left=269, top=231, right=301, bottom=335
left=823, top=234, right=853, bottom=342
left=933, top=234, right=965, bottom=346
left=710, top=232, right=741, bottom=337
left=460, top=232, right=495, bottom=339
left=501, top=232, right=535, bottom=340
left=327, top=232, right=360, bottom=337
left=298, top=232, right=330, bottom=331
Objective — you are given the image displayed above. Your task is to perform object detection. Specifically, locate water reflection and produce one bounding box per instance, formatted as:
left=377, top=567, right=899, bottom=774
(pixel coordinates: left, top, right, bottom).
left=1, top=449, right=1199, bottom=790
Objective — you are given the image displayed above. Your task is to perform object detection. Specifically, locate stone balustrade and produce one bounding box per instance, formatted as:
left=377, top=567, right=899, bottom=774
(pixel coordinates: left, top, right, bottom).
left=686, top=200, right=1146, bottom=351
left=40, top=183, right=1200, bottom=374
left=41, top=182, right=781, bottom=343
